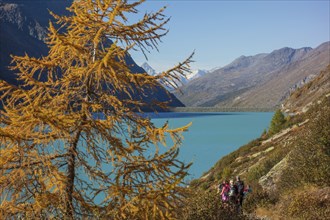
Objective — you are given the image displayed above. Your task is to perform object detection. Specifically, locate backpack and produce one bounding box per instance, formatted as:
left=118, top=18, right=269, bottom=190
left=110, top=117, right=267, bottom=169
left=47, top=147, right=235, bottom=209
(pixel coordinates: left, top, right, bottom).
left=228, top=184, right=238, bottom=197
left=236, top=180, right=244, bottom=195
left=218, top=183, right=223, bottom=192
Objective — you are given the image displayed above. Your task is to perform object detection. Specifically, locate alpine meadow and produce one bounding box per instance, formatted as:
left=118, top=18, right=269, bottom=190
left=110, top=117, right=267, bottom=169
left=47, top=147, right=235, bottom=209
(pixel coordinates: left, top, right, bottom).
left=0, top=0, right=194, bottom=219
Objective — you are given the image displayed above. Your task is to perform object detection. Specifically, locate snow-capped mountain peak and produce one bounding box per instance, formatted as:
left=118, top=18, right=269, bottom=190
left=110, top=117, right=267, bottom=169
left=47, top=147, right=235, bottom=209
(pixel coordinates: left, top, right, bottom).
left=141, top=62, right=157, bottom=76
left=186, top=69, right=208, bottom=80
left=140, top=62, right=209, bottom=90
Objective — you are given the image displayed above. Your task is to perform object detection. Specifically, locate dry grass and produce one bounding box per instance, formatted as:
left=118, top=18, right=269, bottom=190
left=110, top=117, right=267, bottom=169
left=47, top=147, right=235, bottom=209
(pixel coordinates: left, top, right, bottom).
left=277, top=186, right=330, bottom=220
left=255, top=207, right=281, bottom=220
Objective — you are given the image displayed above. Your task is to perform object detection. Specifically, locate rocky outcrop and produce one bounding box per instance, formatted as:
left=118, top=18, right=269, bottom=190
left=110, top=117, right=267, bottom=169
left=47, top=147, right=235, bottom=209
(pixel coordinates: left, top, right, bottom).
left=259, top=155, right=289, bottom=193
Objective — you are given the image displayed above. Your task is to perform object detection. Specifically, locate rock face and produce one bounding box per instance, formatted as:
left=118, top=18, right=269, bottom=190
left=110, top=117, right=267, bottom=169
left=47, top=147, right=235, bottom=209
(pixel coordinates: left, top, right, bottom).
left=0, top=0, right=184, bottom=109
left=283, top=65, right=330, bottom=114
left=176, top=42, right=330, bottom=109
left=259, top=156, right=289, bottom=193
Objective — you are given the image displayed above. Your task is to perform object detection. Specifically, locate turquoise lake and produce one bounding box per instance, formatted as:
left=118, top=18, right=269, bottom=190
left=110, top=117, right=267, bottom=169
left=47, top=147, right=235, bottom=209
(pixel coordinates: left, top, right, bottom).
left=150, top=112, right=274, bottom=180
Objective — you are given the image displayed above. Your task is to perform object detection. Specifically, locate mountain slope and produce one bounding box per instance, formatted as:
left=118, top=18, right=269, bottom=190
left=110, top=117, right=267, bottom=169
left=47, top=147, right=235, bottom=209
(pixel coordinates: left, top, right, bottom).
left=183, top=66, right=330, bottom=219
left=282, top=65, right=330, bottom=113
left=176, top=42, right=330, bottom=109
left=223, top=42, right=330, bottom=109
left=0, top=0, right=184, bottom=110
left=0, top=0, right=71, bottom=84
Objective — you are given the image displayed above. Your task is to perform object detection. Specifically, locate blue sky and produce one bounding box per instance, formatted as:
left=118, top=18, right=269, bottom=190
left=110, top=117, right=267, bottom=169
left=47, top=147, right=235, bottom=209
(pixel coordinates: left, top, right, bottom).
left=129, top=0, right=330, bottom=72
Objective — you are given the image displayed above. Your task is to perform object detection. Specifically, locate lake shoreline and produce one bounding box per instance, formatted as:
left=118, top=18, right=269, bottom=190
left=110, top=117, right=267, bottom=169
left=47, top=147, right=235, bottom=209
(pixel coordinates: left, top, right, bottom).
left=151, top=112, right=274, bottom=178
left=169, top=106, right=275, bottom=113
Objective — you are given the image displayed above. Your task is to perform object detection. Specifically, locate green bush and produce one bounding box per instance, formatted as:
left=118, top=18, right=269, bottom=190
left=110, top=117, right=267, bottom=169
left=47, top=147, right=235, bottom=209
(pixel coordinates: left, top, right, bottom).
left=268, top=109, right=286, bottom=136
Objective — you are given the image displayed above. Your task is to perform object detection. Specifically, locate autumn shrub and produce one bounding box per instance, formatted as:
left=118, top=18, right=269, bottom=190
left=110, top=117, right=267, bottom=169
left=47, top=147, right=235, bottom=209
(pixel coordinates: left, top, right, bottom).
left=243, top=183, right=278, bottom=214
left=283, top=113, right=304, bottom=129
left=277, top=186, right=330, bottom=220
left=246, top=165, right=266, bottom=183
left=189, top=179, right=201, bottom=188
left=207, top=174, right=215, bottom=182
left=178, top=190, right=249, bottom=220
left=246, top=147, right=287, bottom=184
left=201, top=182, right=210, bottom=190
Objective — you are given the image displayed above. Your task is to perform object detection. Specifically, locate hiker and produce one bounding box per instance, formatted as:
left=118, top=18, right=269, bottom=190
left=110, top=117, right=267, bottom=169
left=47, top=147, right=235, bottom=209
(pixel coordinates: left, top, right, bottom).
left=228, top=179, right=238, bottom=206
left=235, top=176, right=245, bottom=208
left=217, top=180, right=225, bottom=194
left=220, top=180, right=230, bottom=204
left=243, top=184, right=252, bottom=198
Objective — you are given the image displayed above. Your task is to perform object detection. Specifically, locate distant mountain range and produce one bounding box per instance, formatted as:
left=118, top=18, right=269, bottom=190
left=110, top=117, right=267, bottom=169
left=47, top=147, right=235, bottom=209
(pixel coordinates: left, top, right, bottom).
left=175, top=42, right=330, bottom=109
left=141, top=62, right=208, bottom=89
left=0, top=0, right=184, bottom=110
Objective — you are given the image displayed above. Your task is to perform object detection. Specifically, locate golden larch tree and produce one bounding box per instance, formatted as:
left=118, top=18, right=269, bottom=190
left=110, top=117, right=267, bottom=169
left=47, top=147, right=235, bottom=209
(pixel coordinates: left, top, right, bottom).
left=0, top=0, right=193, bottom=219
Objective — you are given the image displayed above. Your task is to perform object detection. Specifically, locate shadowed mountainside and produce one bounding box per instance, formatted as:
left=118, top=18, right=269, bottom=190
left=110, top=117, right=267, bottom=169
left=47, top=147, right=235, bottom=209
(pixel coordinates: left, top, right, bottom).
left=0, top=0, right=184, bottom=110
left=0, top=0, right=71, bottom=84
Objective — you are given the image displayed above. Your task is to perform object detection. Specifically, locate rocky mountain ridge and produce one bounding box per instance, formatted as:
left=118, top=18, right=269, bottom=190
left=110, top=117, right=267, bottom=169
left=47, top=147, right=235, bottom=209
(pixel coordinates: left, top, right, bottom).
left=176, top=42, right=330, bottom=109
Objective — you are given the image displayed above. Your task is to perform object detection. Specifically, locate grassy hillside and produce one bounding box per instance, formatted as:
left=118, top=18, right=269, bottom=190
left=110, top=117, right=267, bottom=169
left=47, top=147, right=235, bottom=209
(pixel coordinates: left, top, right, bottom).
left=178, top=67, right=330, bottom=219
